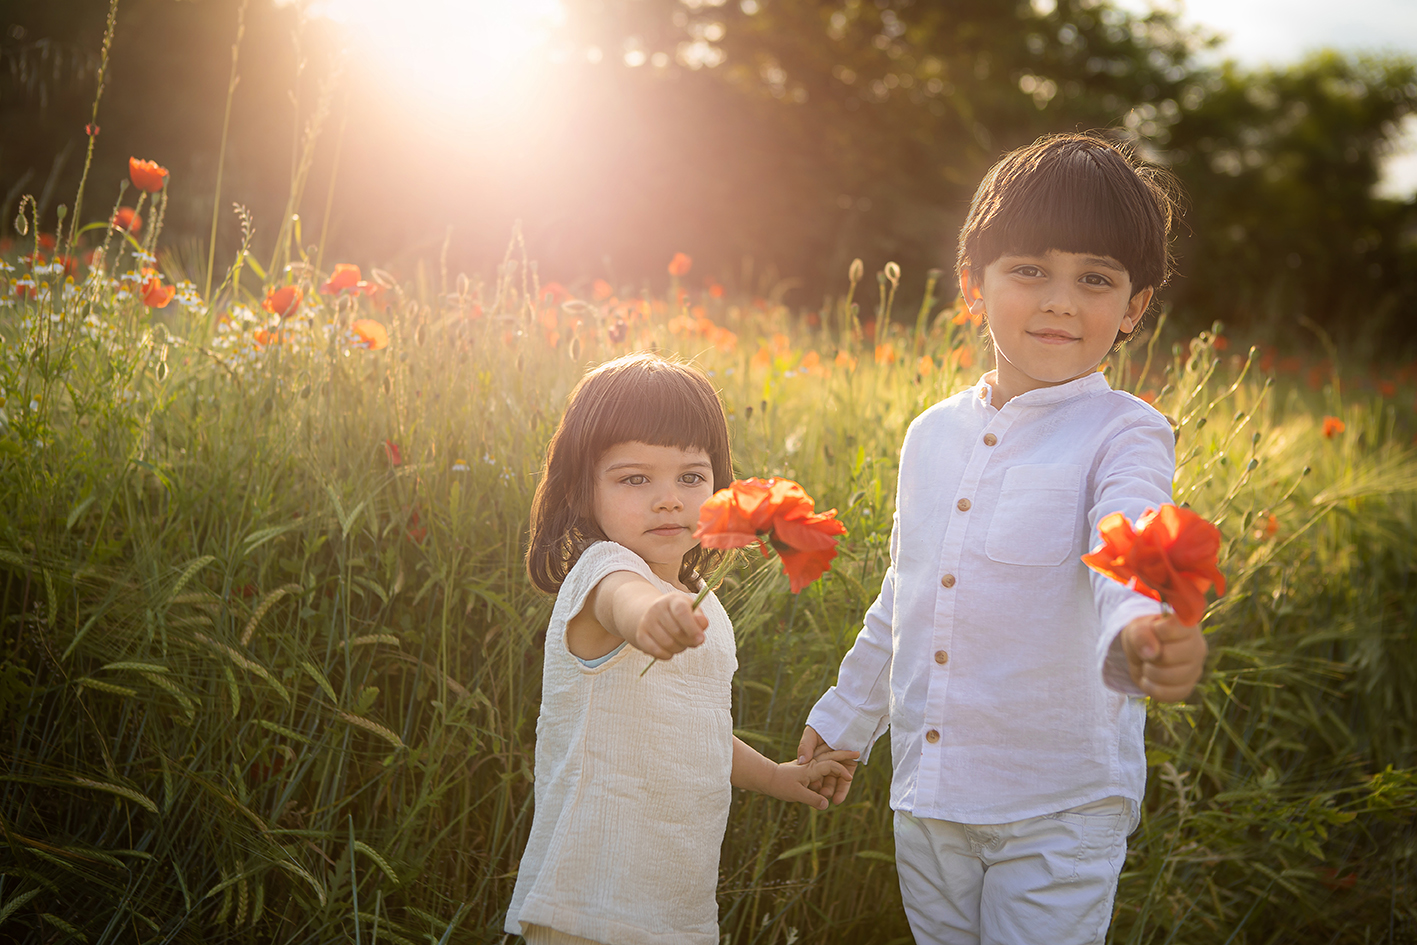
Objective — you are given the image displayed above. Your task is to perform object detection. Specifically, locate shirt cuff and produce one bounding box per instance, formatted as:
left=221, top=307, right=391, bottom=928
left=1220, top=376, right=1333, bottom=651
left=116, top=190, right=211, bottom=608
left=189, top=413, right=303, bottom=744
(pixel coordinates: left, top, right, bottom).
left=1100, top=595, right=1165, bottom=697
left=805, top=687, right=890, bottom=764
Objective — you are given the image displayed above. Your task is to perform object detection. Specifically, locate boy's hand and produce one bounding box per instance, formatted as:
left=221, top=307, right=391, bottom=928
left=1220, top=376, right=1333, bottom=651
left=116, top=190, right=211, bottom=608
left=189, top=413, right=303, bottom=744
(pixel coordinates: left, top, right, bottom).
left=769, top=751, right=859, bottom=810
left=1121, top=613, right=1207, bottom=701
left=631, top=591, right=708, bottom=661
left=797, top=726, right=859, bottom=805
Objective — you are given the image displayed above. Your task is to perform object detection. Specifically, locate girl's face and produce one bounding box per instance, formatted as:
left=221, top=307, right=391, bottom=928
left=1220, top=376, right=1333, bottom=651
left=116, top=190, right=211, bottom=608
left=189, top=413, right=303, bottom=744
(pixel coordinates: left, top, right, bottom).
left=590, top=440, right=715, bottom=589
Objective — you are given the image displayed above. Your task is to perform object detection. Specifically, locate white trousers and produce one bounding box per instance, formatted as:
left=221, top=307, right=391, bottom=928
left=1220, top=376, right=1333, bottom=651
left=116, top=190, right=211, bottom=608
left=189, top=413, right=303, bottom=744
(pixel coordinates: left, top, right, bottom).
left=893, top=797, right=1134, bottom=945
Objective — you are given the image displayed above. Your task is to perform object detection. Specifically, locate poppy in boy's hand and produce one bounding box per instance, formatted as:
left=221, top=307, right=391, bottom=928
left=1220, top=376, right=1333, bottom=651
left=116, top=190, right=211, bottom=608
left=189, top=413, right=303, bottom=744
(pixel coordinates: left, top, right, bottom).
left=693, top=478, right=847, bottom=594
left=1081, top=504, right=1226, bottom=626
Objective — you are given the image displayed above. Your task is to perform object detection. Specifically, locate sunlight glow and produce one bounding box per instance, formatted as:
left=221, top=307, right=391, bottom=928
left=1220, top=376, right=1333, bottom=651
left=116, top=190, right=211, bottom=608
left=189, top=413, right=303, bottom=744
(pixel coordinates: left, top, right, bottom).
left=305, top=0, right=566, bottom=110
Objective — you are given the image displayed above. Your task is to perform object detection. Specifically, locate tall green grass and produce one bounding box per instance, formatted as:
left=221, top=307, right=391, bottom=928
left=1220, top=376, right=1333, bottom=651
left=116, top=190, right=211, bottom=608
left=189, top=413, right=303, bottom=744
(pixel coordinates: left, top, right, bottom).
left=1, top=212, right=1415, bottom=943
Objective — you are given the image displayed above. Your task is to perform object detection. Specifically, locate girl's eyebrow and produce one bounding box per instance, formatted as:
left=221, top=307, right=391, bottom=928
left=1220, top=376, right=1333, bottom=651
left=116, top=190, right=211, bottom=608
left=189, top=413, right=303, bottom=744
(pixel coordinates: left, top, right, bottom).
left=603, top=459, right=713, bottom=472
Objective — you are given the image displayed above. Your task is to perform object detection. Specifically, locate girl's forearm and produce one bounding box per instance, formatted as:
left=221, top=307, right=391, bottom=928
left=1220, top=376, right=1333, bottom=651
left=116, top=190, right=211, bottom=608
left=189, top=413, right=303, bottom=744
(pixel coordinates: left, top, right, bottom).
left=730, top=736, right=782, bottom=797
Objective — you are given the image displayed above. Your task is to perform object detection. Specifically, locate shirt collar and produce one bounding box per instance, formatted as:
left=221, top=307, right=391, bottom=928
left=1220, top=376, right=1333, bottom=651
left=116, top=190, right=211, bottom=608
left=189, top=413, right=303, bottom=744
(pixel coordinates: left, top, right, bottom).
left=973, top=370, right=1112, bottom=409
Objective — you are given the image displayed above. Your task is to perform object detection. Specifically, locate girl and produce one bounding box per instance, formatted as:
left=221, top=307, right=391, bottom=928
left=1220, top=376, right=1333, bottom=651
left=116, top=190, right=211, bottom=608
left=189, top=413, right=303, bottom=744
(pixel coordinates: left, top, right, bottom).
left=506, top=353, right=857, bottom=945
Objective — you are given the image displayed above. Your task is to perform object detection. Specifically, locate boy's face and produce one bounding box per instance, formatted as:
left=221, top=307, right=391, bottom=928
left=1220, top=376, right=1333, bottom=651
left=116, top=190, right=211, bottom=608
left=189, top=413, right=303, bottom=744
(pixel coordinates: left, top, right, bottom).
left=960, top=250, right=1153, bottom=405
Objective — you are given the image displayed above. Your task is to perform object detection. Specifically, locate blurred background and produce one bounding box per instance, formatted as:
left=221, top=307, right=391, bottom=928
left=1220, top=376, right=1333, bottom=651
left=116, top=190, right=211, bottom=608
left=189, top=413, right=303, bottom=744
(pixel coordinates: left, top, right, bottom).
left=2, top=0, right=1416, bottom=346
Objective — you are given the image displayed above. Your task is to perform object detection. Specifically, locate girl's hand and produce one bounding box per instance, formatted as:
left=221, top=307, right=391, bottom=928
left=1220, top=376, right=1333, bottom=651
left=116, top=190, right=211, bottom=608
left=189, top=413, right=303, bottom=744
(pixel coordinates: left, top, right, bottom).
left=630, top=590, right=708, bottom=661
left=769, top=750, right=859, bottom=810
left=1121, top=613, right=1207, bottom=701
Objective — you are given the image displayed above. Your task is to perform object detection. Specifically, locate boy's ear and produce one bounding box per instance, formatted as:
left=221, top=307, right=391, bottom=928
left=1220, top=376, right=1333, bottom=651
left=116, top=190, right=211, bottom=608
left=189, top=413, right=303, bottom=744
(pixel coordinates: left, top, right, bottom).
left=959, top=268, right=985, bottom=314
left=1121, top=285, right=1155, bottom=334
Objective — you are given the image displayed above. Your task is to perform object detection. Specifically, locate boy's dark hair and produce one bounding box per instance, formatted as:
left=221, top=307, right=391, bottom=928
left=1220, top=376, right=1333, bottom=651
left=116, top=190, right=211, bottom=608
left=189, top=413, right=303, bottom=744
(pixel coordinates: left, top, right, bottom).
left=525, top=352, right=733, bottom=594
left=957, top=133, right=1181, bottom=321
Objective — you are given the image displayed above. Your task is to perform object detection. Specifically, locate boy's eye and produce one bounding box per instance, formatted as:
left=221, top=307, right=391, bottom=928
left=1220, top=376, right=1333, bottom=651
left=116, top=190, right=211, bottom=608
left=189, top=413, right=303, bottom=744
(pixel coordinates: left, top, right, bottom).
left=1082, top=273, right=1113, bottom=287
left=1012, top=265, right=1043, bottom=278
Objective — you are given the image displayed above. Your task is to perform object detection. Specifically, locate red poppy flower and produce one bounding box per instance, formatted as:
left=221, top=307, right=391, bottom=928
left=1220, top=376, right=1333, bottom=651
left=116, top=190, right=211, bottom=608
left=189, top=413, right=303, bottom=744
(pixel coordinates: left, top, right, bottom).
left=129, top=157, right=169, bottom=193
left=667, top=252, right=692, bottom=277
left=384, top=439, right=403, bottom=466
left=320, top=263, right=363, bottom=295
left=694, top=478, right=847, bottom=593
left=263, top=285, right=303, bottom=319
left=1322, top=416, right=1345, bottom=438
left=350, top=318, right=389, bottom=350
left=591, top=279, right=614, bottom=301
left=1082, top=505, right=1226, bottom=626
left=112, top=206, right=142, bottom=234
left=37, top=233, right=56, bottom=250
left=405, top=506, right=427, bottom=543
left=141, top=273, right=175, bottom=308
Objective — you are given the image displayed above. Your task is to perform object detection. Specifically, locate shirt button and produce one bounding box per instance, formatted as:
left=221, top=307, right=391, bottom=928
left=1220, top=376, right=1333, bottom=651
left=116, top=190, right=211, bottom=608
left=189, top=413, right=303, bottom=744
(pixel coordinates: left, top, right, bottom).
left=934, top=650, right=949, bottom=665
left=940, top=573, right=956, bottom=588
left=983, top=433, right=997, bottom=446
left=926, top=729, right=941, bottom=743
left=956, top=497, right=972, bottom=512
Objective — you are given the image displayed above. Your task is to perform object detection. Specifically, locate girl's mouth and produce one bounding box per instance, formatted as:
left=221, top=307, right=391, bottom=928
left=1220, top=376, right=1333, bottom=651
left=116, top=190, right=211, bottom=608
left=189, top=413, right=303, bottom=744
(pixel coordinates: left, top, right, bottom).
left=1029, top=330, right=1078, bottom=344
left=648, top=525, right=687, bottom=536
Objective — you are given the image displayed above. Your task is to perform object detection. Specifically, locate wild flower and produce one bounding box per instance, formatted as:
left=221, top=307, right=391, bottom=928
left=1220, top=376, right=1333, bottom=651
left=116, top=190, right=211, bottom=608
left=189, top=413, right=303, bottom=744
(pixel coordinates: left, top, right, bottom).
left=128, top=157, right=169, bottom=193
left=112, top=206, right=141, bottom=233
left=349, top=319, right=389, bottom=350
left=667, top=252, right=692, bottom=277
left=263, top=285, right=303, bottom=319
left=1322, top=416, right=1345, bottom=438
left=141, top=274, right=175, bottom=308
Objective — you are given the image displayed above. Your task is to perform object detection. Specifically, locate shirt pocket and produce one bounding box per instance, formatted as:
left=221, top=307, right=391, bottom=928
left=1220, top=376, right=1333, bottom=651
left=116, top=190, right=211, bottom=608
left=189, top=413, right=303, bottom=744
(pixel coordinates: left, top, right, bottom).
left=984, top=463, right=1083, bottom=567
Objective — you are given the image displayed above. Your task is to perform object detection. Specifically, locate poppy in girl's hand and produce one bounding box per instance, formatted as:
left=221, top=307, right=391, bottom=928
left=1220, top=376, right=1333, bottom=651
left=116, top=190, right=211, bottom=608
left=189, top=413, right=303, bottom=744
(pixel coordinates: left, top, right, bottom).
left=129, top=157, right=169, bottom=193
left=694, top=478, right=847, bottom=594
left=1082, top=504, right=1226, bottom=627
left=263, top=285, right=302, bottom=319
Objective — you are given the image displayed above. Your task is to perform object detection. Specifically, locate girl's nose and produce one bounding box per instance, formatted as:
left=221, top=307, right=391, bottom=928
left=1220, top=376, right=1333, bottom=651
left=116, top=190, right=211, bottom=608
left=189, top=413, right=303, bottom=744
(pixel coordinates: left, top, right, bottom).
left=653, top=490, right=683, bottom=512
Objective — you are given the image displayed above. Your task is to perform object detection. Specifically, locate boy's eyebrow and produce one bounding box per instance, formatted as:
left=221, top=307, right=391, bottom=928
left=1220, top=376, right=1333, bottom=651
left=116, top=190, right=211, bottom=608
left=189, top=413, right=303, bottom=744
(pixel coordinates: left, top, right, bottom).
left=999, top=252, right=1127, bottom=272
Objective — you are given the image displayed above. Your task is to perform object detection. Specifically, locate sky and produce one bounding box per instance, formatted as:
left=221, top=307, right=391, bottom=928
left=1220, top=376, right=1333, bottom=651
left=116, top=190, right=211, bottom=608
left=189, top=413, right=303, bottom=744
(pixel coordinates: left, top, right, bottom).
left=1115, top=0, right=1417, bottom=196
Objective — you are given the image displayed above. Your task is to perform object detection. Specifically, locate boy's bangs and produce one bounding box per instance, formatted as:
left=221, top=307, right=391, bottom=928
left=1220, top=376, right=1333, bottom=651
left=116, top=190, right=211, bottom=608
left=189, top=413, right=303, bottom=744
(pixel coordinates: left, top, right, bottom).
left=988, top=157, right=1149, bottom=281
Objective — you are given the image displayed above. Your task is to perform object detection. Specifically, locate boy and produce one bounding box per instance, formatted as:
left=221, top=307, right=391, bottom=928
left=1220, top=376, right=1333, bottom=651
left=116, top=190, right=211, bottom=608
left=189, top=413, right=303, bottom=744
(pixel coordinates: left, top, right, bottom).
left=799, top=134, right=1207, bottom=944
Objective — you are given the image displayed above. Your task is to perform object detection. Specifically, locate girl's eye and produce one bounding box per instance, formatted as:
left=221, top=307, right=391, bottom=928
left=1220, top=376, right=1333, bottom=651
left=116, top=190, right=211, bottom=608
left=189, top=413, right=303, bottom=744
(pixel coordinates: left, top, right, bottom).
left=681, top=473, right=707, bottom=485
left=622, top=474, right=648, bottom=485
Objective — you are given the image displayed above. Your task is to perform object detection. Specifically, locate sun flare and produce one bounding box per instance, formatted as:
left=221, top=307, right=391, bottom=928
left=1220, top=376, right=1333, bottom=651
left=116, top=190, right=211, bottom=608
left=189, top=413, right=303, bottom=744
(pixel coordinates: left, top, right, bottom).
left=305, top=0, right=566, bottom=109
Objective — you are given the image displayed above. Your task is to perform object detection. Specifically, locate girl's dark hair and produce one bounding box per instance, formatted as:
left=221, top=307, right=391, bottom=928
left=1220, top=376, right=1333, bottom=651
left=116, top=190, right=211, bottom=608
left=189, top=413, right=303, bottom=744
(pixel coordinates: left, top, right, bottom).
left=957, top=133, right=1182, bottom=336
left=525, top=352, right=733, bottom=594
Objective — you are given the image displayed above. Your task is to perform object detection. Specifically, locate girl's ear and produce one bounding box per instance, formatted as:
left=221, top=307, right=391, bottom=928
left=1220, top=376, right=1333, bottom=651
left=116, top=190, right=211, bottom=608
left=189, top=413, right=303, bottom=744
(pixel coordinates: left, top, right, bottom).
left=1121, top=285, right=1154, bottom=334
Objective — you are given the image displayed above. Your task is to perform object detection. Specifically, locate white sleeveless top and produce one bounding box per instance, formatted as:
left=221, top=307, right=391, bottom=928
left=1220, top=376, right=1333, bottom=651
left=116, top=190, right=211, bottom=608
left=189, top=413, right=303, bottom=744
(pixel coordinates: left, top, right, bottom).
left=505, top=542, right=738, bottom=945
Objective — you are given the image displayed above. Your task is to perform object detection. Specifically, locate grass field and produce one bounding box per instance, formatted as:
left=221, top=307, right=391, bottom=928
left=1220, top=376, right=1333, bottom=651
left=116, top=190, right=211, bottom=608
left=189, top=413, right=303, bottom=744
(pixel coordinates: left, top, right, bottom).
left=1, top=208, right=1416, bottom=944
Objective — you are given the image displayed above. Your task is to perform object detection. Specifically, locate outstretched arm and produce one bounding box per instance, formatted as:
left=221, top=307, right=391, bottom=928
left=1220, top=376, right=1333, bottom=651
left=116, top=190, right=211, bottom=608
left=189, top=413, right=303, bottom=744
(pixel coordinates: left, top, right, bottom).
left=571, top=570, right=707, bottom=661
left=730, top=736, right=858, bottom=810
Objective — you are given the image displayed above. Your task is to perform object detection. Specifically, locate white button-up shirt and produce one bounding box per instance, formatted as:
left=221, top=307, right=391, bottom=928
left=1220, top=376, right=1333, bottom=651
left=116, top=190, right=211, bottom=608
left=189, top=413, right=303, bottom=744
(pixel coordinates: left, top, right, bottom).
left=806, top=372, right=1173, bottom=823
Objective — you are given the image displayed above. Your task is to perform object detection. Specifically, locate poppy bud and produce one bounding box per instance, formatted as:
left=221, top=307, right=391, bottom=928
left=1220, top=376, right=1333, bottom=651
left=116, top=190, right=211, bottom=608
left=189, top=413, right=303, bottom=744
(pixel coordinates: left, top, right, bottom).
left=884, top=261, right=900, bottom=285
left=848, top=258, right=863, bottom=284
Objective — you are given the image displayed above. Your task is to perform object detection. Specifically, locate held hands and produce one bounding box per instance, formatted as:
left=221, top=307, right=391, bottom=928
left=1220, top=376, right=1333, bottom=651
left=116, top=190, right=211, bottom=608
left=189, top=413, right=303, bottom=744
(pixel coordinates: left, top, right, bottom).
left=630, top=590, right=708, bottom=661
left=1121, top=613, right=1207, bottom=701
left=797, top=725, right=859, bottom=806
left=771, top=750, right=860, bottom=811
